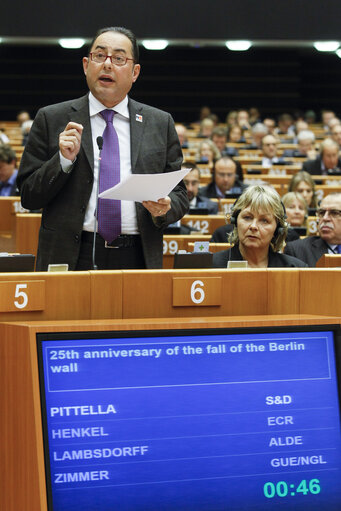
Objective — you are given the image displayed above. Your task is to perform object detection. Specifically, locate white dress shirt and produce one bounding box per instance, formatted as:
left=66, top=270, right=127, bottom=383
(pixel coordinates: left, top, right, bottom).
left=61, top=92, right=138, bottom=234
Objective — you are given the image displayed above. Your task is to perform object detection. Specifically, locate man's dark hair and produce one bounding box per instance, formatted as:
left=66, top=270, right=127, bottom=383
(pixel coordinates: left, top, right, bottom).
left=211, top=127, right=227, bottom=139
left=88, top=26, right=139, bottom=63
left=0, top=144, right=16, bottom=164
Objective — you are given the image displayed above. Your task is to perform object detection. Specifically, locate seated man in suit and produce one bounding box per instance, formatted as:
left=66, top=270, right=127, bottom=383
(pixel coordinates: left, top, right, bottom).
left=302, top=138, right=341, bottom=175
left=245, top=122, right=268, bottom=149
left=284, top=193, right=341, bottom=266
left=259, top=134, right=287, bottom=167
left=165, top=164, right=218, bottom=234
left=199, top=157, right=247, bottom=199
left=184, top=165, right=218, bottom=214
left=211, top=127, right=238, bottom=157
left=0, top=145, right=19, bottom=196
left=283, top=130, right=317, bottom=159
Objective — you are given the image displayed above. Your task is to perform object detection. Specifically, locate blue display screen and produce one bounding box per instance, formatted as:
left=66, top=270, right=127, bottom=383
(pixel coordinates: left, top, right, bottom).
left=37, top=327, right=341, bottom=510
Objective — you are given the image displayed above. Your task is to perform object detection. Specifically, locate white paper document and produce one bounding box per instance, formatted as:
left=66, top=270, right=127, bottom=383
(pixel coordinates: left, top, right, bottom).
left=98, top=168, right=191, bottom=202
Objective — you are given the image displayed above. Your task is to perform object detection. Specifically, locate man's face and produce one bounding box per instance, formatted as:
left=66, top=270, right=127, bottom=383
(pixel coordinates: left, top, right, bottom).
left=212, top=135, right=227, bottom=152
left=318, top=195, right=341, bottom=244
left=183, top=169, right=200, bottom=201
left=262, top=136, right=278, bottom=158
left=83, top=31, right=140, bottom=108
left=331, top=126, right=341, bottom=146
left=322, top=111, right=335, bottom=126
left=0, top=160, right=15, bottom=183
left=214, top=160, right=237, bottom=193
left=298, top=139, right=313, bottom=154
left=263, top=118, right=276, bottom=133
left=322, top=146, right=339, bottom=170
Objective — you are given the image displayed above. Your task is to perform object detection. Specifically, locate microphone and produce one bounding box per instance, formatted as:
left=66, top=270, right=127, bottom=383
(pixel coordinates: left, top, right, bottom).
left=92, top=136, right=103, bottom=270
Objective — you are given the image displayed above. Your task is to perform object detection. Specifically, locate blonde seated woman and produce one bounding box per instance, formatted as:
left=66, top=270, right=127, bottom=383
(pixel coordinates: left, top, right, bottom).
left=213, top=185, right=307, bottom=268
left=282, top=192, right=308, bottom=227
left=288, top=171, right=318, bottom=210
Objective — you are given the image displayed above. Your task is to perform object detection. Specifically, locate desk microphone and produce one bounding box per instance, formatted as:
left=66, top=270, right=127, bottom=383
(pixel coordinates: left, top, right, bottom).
left=92, top=136, right=103, bottom=270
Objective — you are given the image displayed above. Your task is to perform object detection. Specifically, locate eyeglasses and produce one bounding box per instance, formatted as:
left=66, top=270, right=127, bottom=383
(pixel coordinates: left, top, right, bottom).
left=184, top=180, right=199, bottom=186
left=316, top=208, right=341, bottom=219
left=89, top=51, right=134, bottom=66
left=216, top=172, right=235, bottom=178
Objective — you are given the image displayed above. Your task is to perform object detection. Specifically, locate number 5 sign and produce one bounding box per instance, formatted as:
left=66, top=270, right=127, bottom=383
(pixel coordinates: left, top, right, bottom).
left=0, top=281, right=45, bottom=312
left=172, top=277, right=222, bottom=307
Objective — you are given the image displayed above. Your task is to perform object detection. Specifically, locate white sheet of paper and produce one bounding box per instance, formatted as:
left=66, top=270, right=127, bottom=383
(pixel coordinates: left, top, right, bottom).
left=98, top=168, right=191, bottom=202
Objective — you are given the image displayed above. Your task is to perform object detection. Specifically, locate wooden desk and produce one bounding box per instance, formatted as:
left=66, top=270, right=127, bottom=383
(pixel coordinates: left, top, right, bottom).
left=163, top=234, right=211, bottom=268
left=1, top=314, right=339, bottom=511
left=0, top=197, right=23, bottom=251
left=316, top=254, right=341, bottom=267
left=181, top=214, right=226, bottom=235
left=15, top=213, right=41, bottom=256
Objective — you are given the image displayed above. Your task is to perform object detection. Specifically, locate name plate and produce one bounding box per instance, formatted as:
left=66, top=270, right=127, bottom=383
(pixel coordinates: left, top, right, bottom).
left=0, top=280, right=45, bottom=312
left=173, top=277, right=222, bottom=306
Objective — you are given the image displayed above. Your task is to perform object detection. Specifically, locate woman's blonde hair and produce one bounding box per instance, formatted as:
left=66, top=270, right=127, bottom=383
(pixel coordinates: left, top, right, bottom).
left=282, top=192, right=308, bottom=226
left=228, top=185, right=288, bottom=252
left=288, top=171, right=318, bottom=208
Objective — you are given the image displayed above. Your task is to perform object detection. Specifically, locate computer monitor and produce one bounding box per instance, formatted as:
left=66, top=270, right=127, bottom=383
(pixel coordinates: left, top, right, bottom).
left=0, top=254, right=35, bottom=272
left=37, top=324, right=341, bottom=510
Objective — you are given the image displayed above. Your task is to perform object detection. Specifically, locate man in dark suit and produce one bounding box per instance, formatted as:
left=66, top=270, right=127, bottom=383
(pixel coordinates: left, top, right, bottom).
left=17, top=27, right=188, bottom=271
left=184, top=165, right=218, bottom=214
left=199, top=157, right=247, bottom=199
left=285, top=193, right=341, bottom=266
left=302, top=138, right=341, bottom=175
left=0, top=145, right=19, bottom=196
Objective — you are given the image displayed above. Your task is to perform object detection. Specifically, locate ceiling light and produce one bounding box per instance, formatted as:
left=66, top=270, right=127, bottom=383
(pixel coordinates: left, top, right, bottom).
left=58, top=38, right=85, bottom=49
left=142, top=39, right=169, bottom=50
left=225, top=40, right=252, bottom=51
left=314, top=41, right=339, bottom=52
left=336, top=49, right=341, bottom=58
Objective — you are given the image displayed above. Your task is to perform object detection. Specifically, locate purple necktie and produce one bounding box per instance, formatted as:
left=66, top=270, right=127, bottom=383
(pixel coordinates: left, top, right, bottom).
left=97, top=109, right=121, bottom=242
left=337, top=245, right=341, bottom=254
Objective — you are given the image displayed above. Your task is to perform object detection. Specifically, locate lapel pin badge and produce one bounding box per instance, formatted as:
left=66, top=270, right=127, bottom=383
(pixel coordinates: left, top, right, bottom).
left=136, top=114, right=143, bottom=122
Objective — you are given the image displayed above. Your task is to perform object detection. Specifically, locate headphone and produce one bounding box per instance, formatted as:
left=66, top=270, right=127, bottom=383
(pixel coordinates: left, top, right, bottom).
left=229, top=200, right=288, bottom=243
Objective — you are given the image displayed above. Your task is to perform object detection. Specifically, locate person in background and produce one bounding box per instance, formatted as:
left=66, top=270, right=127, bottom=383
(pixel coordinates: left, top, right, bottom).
left=198, top=118, right=214, bottom=138
left=245, top=122, right=268, bottom=149
left=283, top=130, right=316, bottom=159
left=288, top=171, right=318, bottom=209
left=302, top=138, right=341, bottom=175
left=330, top=124, right=341, bottom=149
left=195, top=139, right=221, bottom=170
left=282, top=192, right=308, bottom=227
left=285, top=193, right=341, bottom=266
left=321, top=109, right=336, bottom=132
left=22, top=120, right=34, bottom=146
left=260, top=134, right=286, bottom=167
left=211, top=127, right=238, bottom=157
left=263, top=117, right=276, bottom=135
left=175, top=124, right=188, bottom=148
left=249, top=107, right=261, bottom=125
left=16, top=110, right=31, bottom=126
left=199, top=156, right=247, bottom=199
left=183, top=164, right=218, bottom=214
left=17, top=26, right=188, bottom=271
left=227, top=125, right=244, bottom=143
left=226, top=110, right=238, bottom=129
left=276, top=113, right=294, bottom=140
left=0, top=145, right=19, bottom=196
left=236, top=110, right=251, bottom=130
left=213, top=185, right=307, bottom=268
left=0, top=128, right=10, bottom=145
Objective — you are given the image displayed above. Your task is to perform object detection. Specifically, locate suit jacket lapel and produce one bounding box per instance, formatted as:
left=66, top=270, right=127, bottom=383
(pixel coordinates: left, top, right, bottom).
left=129, top=98, right=145, bottom=172
left=312, top=237, right=328, bottom=260
left=68, top=94, right=94, bottom=173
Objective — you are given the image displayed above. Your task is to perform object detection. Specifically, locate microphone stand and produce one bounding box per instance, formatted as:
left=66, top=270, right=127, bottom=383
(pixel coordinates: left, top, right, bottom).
left=92, top=136, right=103, bottom=270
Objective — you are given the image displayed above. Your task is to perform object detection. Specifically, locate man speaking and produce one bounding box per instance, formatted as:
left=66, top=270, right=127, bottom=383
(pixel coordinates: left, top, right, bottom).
left=17, top=26, right=188, bottom=270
